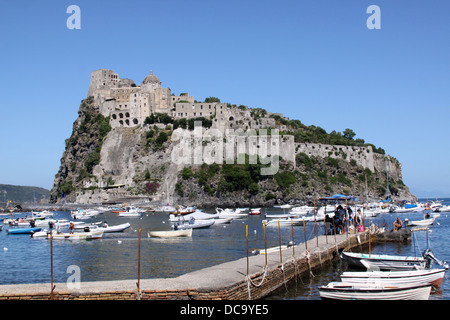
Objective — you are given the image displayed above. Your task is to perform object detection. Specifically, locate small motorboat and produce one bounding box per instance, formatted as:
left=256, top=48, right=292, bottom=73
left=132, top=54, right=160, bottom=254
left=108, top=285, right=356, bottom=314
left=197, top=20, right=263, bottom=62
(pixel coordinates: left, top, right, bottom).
left=215, top=208, right=247, bottom=219
left=341, top=251, right=426, bottom=271
left=405, top=218, right=435, bottom=227
left=248, top=208, right=261, bottom=215
left=318, top=281, right=432, bottom=300
left=118, top=206, right=142, bottom=217
left=50, top=229, right=104, bottom=240
left=148, top=229, right=192, bottom=238
left=173, top=219, right=214, bottom=230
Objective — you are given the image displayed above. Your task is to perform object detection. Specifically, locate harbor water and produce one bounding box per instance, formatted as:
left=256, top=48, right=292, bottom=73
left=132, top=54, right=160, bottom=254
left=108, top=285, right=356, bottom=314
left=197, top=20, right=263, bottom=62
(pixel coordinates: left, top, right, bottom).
left=1, top=198, right=449, bottom=300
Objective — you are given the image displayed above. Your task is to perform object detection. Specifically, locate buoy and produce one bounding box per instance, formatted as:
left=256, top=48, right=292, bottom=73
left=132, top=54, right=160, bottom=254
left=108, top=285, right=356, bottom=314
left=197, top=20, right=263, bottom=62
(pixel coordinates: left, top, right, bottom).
left=118, top=240, right=122, bottom=244
left=3, top=247, right=8, bottom=251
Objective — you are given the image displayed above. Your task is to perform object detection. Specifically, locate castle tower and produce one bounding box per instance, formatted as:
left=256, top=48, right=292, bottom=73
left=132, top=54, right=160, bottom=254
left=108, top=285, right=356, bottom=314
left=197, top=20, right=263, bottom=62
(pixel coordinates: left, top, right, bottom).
left=141, top=70, right=161, bottom=92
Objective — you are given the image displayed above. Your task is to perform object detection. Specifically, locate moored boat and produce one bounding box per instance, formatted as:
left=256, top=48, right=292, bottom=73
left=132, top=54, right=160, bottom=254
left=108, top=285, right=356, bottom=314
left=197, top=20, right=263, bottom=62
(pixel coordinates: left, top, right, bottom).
left=148, top=229, right=192, bottom=238
left=173, top=219, right=215, bottom=230
left=216, top=208, right=247, bottom=219
left=318, top=282, right=432, bottom=300
left=405, top=218, right=435, bottom=227
left=7, top=227, right=42, bottom=234
left=249, top=208, right=261, bottom=215
left=340, top=268, right=446, bottom=288
left=50, top=229, right=104, bottom=240
left=117, top=206, right=142, bottom=217
left=341, top=251, right=427, bottom=271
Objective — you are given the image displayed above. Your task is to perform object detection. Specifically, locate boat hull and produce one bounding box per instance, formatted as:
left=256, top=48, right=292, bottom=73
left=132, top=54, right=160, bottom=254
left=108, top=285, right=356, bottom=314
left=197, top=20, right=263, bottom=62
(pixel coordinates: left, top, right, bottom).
left=341, top=251, right=426, bottom=271
left=340, top=269, right=446, bottom=288
left=148, top=229, right=192, bottom=238
left=319, top=282, right=431, bottom=300
left=50, top=230, right=104, bottom=240
left=7, top=227, right=42, bottom=234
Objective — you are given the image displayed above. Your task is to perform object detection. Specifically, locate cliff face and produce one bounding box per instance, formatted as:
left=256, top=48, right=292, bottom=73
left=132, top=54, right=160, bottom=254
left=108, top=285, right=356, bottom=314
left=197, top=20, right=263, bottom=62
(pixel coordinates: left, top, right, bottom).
left=51, top=98, right=416, bottom=206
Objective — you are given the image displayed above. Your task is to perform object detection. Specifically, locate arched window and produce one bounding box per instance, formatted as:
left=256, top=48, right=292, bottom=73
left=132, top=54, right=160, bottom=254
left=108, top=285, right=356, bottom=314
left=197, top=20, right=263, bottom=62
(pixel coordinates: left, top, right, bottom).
left=119, top=113, right=124, bottom=119
left=133, top=118, right=138, bottom=125
left=112, top=114, right=117, bottom=120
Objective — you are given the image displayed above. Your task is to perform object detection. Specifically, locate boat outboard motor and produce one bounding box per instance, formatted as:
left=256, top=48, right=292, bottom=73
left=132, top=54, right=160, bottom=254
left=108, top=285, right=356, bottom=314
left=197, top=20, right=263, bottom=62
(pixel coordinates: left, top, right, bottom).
left=422, top=249, right=449, bottom=270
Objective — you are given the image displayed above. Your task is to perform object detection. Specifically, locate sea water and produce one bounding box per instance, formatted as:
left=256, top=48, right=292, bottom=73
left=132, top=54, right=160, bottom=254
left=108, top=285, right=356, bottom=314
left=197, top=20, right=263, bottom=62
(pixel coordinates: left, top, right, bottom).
left=0, top=199, right=449, bottom=300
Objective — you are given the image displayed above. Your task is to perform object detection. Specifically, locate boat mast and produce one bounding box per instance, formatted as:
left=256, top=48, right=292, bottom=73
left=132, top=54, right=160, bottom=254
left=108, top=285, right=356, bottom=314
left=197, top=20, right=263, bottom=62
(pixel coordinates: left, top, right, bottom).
left=385, top=159, right=390, bottom=202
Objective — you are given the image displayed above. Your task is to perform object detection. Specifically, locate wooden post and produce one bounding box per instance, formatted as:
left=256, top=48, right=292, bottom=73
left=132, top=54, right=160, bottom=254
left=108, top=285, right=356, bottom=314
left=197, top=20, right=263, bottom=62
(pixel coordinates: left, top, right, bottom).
left=137, top=228, right=141, bottom=291
left=368, top=219, right=371, bottom=257
left=264, top=221, right=268, bottom=267
left=303, top=217, right=307, bottom=250
left=50, top=232, right=55, bottom=299
left=291, top=219, right=295, bottom=258
left=278, top=220, right=282, bottom=265
left=246, top=225, right=249, bottom=276
left=314, top=198, right=318, bottom=248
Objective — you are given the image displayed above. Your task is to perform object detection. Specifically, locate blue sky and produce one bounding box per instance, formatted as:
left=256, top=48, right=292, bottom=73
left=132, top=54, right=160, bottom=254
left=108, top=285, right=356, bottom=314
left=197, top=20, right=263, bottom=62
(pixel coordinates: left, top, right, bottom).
left=0, top=0, right=449, bottom=198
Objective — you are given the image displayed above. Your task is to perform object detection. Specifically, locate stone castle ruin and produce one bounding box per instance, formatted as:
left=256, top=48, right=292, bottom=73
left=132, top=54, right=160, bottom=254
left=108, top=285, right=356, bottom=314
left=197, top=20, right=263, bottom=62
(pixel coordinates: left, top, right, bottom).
left=86, top=69, right=398, bottom=175
left=57, top=69, right=406, bottom=203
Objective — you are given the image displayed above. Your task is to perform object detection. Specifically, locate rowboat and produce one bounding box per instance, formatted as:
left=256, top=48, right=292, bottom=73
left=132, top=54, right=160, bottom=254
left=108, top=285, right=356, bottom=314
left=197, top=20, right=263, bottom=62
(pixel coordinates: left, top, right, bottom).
left=318, top=282, right=431, bottom=300
left=341, top=251, right=426, bottom=271
left=50, top=229, right=104, bottom=240
left=340, top=268, right=446, bottom=288
left=7, top=227, right=42, bottom=234
left=148, top=229, right=192, bottom=238
left=405, top=218, right=435, bottom=227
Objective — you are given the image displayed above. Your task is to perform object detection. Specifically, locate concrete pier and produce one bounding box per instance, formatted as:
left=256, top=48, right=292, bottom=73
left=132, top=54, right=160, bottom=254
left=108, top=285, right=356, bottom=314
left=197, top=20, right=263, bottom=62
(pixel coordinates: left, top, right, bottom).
left=0, top=230, right=379, bottom=300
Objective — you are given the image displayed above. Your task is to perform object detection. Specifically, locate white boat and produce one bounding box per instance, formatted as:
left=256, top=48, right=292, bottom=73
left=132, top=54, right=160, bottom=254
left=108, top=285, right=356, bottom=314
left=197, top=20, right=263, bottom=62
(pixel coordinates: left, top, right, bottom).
left=78, top=222, right=131, bottom=233
left=341, top=251, right=427, bottom=271
left=169, top=210, right=218, bottom=222
left=435, top=205, right=450, bottom=212
left=148, top=229, right=192, bottom=238
left=289, top=206, right=313, bottom=215
left=215, top=208, right=247, bottom=219
left=393, top=206, right=416, bottom=213
left=71, top=208, right=101, bottom=220
left=118, top=206, right=142, bottom=217
left=340, top=268, right=446, bottom=288
left=405, top=218, right=435, bottom=227
left=212, top=218, right=233, bottom=224
left=48, top=229, right=104, bottom=240
left=249, top=208, right=261, bottom=215
left=318, top=282, right=431, bottom=300
left=263, top=218, right=304, bottom=226
left=32, top=210, right=54, bottom=218
left=33, top=219, right=70, bottom=227
left=173, top=219, right=215, bottom=230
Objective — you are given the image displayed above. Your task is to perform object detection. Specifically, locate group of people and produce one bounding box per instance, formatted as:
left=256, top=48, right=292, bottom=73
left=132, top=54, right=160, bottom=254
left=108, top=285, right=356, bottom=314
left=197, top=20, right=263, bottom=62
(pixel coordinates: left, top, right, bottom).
left=323, top=204, right=404, bottom=235
left=325, top=205, right=365, bottom=235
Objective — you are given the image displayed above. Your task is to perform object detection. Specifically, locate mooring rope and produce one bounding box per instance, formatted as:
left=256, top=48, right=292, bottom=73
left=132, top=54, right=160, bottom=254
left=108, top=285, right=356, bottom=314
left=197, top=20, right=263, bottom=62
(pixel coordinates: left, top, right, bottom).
left=306, top=249, right=314, bottom=277
left=246, top=266, right=268, bottom=299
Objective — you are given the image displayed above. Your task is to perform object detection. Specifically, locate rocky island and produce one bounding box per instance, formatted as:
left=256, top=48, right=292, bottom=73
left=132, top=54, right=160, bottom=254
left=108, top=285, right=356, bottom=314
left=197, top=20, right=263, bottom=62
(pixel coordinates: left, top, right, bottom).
left=50, top=69, right=415, bottom=207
